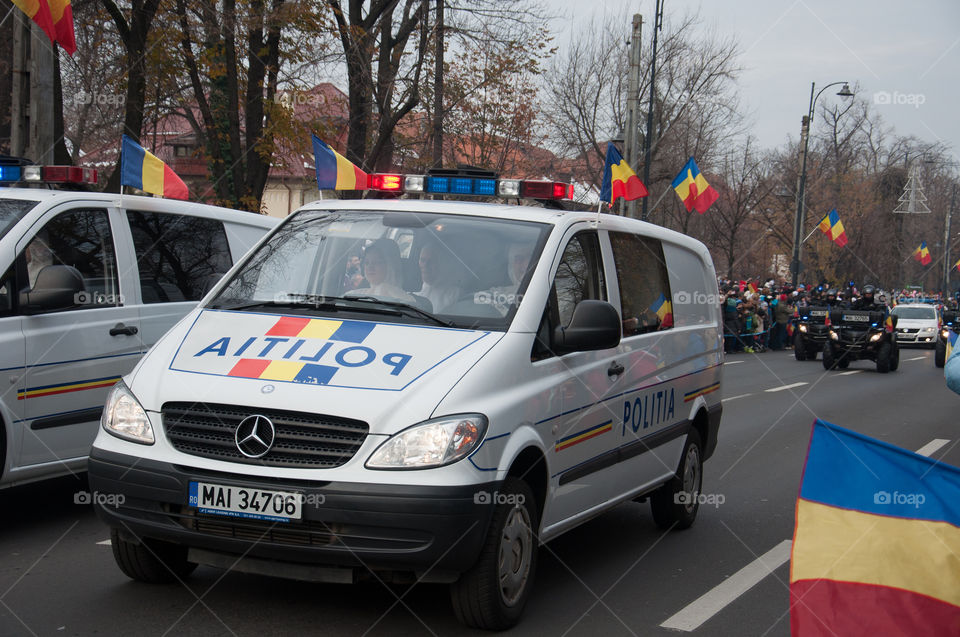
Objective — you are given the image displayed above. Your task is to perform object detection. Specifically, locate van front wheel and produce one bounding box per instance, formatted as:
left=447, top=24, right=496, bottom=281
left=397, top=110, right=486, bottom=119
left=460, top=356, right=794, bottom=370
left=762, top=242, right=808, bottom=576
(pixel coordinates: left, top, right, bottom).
left=450, top=478, right=538, bottom=630
left=110, top=528, right=196, bottom=583
left=650, top=430, right=703, bottom=530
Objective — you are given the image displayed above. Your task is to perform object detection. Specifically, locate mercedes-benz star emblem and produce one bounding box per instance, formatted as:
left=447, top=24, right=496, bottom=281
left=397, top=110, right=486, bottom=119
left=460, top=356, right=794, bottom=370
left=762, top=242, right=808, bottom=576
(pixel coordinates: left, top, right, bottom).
left=235, top=415, right=276, bottom=458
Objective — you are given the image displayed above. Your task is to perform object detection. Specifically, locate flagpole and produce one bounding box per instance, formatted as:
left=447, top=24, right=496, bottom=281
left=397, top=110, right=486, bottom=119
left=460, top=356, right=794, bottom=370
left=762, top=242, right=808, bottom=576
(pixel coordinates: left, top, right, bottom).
left=645, top=186, right=673, bottom=218
left=801, top=225, right=820, bottom=244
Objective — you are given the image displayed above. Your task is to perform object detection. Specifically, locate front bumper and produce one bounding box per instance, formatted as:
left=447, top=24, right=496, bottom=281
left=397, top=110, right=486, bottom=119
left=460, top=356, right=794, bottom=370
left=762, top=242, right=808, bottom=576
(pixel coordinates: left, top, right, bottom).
left=88, top=448, right=496, bottom=579
left=897, top=330, right=936, bottom=344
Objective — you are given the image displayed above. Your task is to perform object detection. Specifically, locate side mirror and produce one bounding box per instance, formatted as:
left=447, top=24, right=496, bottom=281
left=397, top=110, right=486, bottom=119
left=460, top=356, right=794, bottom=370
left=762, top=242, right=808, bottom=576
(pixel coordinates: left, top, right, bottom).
left=553, top=300, right=622, bottom=352
left=19, top=265, right=85, bottom=314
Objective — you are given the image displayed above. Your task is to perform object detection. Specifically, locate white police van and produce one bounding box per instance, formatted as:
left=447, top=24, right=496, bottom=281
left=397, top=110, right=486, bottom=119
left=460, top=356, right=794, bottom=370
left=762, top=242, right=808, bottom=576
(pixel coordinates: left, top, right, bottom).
left=88, top=177, right=723, bottom=630
left=0, top=164, right=276, bottom=488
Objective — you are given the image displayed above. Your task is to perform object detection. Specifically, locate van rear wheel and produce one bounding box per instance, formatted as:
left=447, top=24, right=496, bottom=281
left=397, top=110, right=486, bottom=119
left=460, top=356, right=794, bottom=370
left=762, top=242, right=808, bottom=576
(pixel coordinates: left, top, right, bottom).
left=650, top=430, right=703, bottom=530
left=110, top=528, right=196, bottom=584
left=450, top=478, right=538, bottom=630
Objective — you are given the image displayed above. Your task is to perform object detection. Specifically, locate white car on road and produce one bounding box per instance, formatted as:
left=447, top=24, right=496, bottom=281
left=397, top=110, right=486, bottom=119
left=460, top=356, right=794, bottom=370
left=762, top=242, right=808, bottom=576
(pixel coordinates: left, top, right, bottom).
left=891, top=303, right=939, bottom=348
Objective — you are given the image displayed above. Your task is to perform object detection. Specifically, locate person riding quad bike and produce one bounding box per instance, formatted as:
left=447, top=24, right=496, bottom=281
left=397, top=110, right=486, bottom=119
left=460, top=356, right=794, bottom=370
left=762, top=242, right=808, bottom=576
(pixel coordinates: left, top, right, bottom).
left=852, top=285, right=881, bottom=311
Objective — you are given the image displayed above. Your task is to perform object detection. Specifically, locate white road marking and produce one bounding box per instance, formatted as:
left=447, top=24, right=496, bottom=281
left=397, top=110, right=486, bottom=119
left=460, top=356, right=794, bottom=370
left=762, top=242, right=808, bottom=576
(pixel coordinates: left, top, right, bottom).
left=765, top=382, right=808, bottom=393
left=723, top=360, right=743, bottom=365
left=97, top=539, right=112, bottom=546
left=660, top=539, right=793, bottom=631
left=721, top=393, right=753, bottom=402
left=837, top=370, right=861, bottom=376
left=916, top=439, right=950, bottom=457
left=906, top=356, right=926, bottom=361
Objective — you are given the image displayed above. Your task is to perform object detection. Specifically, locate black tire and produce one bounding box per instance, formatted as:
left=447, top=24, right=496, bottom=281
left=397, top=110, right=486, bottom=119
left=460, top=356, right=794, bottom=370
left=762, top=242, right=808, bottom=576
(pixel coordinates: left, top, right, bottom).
left=889, top=342, right=900, bottom=371
left=110, top=528, right=196, bottom=584
left=794, top=333, right=806, bottom=360
left=822, top=343, right=837, bottom=370
left=650, top=430, right=703, bottom=530
left=450, top=478, right=538, bottom=630
left=876, top=342, right=892, bottom=374
left=936, top=339, right=946, bottom=368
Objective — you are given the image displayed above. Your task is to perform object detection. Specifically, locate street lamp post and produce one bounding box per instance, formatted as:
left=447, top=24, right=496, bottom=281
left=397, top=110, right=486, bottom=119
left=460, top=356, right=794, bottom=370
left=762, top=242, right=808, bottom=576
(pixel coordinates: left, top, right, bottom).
left=790, top=81, right=854, bottom=288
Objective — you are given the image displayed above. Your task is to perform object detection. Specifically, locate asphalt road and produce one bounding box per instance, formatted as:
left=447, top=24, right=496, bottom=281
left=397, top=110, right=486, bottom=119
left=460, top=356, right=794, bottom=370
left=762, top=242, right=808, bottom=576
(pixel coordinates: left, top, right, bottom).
left=1, top=345, right=957, bottom=636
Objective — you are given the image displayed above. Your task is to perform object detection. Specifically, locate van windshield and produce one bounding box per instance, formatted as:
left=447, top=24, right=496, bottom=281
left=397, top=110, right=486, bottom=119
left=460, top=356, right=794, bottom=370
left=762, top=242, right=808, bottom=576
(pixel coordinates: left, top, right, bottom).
left=0, top=198, right=39, bottom=239
left=209, top=209, right=551, bottom=331
left=891, top=306, right=937, bottom=320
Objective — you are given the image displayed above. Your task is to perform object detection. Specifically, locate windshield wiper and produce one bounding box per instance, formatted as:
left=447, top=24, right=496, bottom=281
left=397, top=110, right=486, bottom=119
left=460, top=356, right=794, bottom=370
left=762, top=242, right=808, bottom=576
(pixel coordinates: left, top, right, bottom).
left=338, top=296, right=455, bottom=327
left=210, top=294, right=454, bottom=327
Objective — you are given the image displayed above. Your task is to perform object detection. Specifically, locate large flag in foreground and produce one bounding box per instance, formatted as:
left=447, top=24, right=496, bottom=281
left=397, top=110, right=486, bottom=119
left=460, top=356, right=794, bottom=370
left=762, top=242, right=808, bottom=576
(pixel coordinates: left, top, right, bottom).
left=599, top=144, right=647, bottom=206
left=12, top=0, right=75, bottom=54
left=120, top=135, right=189, bottom=200
left=912, top=241, right=932, bottom=266
left=312, top=135, right=367, bottom=190
left=671, top=157, right=719, bottom=213
left=790, top=419, right=960, bottom=636
left=816, top=208, right=848, bottom=247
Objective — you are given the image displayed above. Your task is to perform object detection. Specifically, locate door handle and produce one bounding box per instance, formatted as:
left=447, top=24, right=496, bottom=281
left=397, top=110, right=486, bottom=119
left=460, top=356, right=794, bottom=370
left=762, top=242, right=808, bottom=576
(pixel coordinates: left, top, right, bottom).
left=608, top=361, right=625, bottom=377
left=109, top=323, right=138, bottom=336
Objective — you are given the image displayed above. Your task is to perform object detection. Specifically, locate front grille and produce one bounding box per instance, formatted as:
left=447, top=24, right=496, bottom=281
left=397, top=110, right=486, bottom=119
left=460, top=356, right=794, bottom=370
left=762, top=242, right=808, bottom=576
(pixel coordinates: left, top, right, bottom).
left=163, top=402, right=368, bottom=469
left=899, top=328, right=919, bottom=334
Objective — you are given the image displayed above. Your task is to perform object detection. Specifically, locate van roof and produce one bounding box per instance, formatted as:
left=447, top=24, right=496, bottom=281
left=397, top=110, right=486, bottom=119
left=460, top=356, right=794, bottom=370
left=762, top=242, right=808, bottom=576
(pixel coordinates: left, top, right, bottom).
left=299, top=198, right=709, bottom=253
left=0, top=187, right=276, bottom=228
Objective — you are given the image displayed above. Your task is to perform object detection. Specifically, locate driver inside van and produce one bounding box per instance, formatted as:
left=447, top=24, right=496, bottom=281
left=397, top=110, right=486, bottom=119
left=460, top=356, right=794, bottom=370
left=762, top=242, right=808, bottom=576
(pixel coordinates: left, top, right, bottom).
left=418, top=240, right=462, bottom=312
left=346, top=238, right=415, bottom=303
left=24, top=231, right=55, bottom=290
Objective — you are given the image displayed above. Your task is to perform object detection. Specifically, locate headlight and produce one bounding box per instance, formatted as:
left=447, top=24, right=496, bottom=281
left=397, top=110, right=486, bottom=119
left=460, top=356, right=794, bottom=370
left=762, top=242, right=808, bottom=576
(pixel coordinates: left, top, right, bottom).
left=921, top=327, right=936, bottom=333
left=869, top=333, right=882, bottom=342
left=829, top=330, right=838, bottom=340
left=799, top=324, right=807, bottom=333
left=943, top=329, right=951, bottom=339
left=101, top=380, right=154, bottom=444
left=366, top=414, right=487, bottom=469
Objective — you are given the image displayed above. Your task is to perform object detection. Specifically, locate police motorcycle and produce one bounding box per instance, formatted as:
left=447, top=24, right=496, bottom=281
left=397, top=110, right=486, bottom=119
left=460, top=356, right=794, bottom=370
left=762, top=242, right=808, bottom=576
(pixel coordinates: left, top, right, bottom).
left=935, top=308, right=959, bottom=368
left=823, top=308, right=899, bottom=372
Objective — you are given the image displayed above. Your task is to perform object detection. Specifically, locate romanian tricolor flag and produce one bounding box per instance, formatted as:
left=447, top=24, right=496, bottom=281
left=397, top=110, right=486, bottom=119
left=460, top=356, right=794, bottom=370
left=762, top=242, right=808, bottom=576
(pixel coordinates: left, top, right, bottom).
left=120, top=135, right=189, bottom=200
left=953, top=257, right=960, bottom=272
left=650, top=293, right=673, bottom=328
left=671, top=157, right=719, bottom=214
left=312, top=135, right=368, bottom=190
left=599, top=144, right=648, bottom=206
left=817, top=208, right=848, bottom=247
left=748, top=281, right=758, bottom=295
left=913, top=241, right=932, bottom=266
left=12, top=0, right=75, bottom=55
left=883, top=315, right=894, bottom=333
left=790, top=420, right=960, bottom=635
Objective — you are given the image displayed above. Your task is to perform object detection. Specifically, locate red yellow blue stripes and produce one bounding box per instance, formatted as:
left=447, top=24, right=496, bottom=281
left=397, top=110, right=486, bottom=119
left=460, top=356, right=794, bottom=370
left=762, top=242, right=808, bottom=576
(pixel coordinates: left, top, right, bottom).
left=817, top=208, right=848, bottom=247
left=555, top=420, right=613, bottom=452
left=599, top=144, right=647, bottom=205
left=671, top=157, right=719, bottom=214
left=790, top=419, right=960, bottom=635
left=12, top=0, right=75, bottom=55
left=18, top=375, right=121, bottom=400
left=913, top=241, right=932, bottom=266
left=649, top=293, right=673, bottom=327
left=120, top=135, right=189, bottom=200
left=312, top=135, right=368, bottom=190
left=683, top=381, right=719, bottom=402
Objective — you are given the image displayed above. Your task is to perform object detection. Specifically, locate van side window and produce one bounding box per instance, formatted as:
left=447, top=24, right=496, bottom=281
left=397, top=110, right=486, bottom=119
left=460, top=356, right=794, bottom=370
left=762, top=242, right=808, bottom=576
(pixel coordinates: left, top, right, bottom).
left=554, top=232, right=606, bottom=327
left=127, top=211, right=232, bottom=303
left=533, top=231, right=606, bottom=360
left=0, top=267, right=13, bottom=316
left=610, top=231, right=672, bottom=336
left=17, top=208, right=120, bottom=312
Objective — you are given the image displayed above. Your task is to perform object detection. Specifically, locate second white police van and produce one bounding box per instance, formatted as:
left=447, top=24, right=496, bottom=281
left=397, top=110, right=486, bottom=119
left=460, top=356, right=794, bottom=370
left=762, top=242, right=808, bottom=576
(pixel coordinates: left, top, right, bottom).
left=88, top=187, right=723, bottom=630
left=0, top=164, right=277, bottom=488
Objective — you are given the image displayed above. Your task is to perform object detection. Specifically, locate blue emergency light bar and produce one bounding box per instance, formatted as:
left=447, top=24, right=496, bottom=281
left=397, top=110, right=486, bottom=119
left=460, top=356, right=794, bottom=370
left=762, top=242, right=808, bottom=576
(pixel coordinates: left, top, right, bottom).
left=367, top=172, right=574, bottom=200
left=0, top=165, right=22, bottom=182
left=0, top=163, right=97, bottom=186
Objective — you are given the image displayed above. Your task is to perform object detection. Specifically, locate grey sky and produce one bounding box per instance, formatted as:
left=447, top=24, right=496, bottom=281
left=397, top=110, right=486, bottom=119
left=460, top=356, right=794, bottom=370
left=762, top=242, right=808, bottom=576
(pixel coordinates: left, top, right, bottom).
left=551, top=0, right=960, bottom=164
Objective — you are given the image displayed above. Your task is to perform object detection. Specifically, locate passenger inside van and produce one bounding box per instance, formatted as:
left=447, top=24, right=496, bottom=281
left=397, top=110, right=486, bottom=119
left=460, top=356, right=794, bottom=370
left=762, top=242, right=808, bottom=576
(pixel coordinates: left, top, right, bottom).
left=417, top=239, right=462, bottom=312
left=346, top=238, right=416, bottom=304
